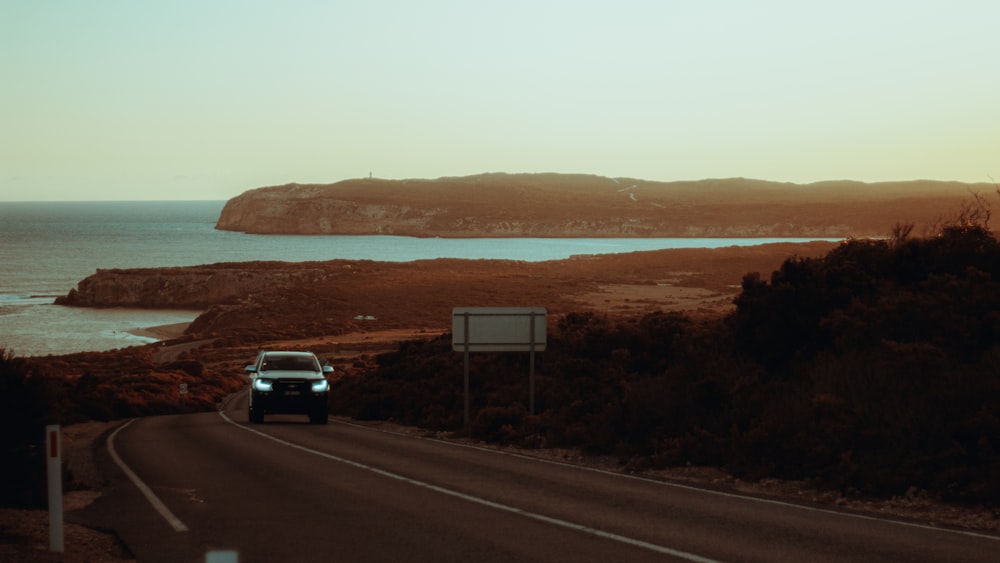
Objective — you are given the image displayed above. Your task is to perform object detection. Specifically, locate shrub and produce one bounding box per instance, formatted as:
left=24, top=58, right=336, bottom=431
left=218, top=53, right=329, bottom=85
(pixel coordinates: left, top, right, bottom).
left=330, top=225, right=1000, bottom=504
left=0, top=349, right=53, bottom=508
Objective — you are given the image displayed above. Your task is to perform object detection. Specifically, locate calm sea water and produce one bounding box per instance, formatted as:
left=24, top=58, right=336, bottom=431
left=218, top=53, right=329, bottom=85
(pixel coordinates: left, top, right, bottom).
left=0, top=201, right=832, bottom=356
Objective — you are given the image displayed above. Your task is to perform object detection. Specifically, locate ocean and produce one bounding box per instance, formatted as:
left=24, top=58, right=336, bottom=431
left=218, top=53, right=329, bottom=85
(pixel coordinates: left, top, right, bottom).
left=1, top=201, right=831, bottom=357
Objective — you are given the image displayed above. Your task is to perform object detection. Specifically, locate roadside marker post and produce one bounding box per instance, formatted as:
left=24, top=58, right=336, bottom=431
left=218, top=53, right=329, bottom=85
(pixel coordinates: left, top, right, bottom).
left=206, top=549, right=240, bottom=562
left=452, top=307, right=547, bottom=427
left=46, top=424, right=64, bottom=553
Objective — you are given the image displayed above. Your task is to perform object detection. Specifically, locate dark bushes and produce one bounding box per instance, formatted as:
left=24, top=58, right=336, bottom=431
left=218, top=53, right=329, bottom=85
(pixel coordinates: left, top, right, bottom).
left=727, top=228, right=1000, bottom=501
left=331, top=226, right=1000, bottom=504
left=0, top=349, right=54, bottom=508
left=330, top=335, right=464, bottom=429
left=0, top=345, right=246, bottom=508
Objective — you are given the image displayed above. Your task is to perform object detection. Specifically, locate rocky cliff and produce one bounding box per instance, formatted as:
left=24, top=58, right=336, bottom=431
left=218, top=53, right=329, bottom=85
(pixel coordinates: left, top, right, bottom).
left=215, top=173, right=985, bottom=238
left=55, top=263, right=330, bottom=308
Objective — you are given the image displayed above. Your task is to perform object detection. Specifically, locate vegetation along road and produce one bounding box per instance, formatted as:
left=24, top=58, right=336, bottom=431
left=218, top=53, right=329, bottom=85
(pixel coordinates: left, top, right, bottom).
left=70, top=391, right=999, bottom=563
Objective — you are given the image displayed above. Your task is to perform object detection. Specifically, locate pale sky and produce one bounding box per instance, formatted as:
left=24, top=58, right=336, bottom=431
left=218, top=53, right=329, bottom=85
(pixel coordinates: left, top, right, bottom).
left=2, top=1, right=997, bottom=201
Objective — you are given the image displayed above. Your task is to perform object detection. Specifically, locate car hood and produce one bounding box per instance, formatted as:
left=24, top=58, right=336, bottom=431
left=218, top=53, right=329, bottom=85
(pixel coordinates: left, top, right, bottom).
left=256, top=370, right=325, bottom=380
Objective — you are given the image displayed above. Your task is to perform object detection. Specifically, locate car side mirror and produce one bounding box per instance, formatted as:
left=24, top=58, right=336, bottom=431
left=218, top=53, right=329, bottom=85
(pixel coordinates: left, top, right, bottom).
left=245, top=365, right=257, bottom=373
left=322, top=366, right=334, bottom=374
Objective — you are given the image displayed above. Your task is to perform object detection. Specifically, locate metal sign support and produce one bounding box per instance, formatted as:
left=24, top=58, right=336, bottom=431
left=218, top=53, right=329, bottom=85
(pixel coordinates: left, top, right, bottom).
left=529, top=311, right=536, bottom=416
left=463, top=311, right=471, bottom=427
left=453, top=307, right=546, bottom=429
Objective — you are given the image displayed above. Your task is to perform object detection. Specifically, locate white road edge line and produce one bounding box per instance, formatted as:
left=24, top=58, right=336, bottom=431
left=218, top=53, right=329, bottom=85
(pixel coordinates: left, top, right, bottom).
left=344, top=419, right=1000, bottom=543
left=219, top=411, right=719, bottom=563
left=107, top=419, right=190, bottom=533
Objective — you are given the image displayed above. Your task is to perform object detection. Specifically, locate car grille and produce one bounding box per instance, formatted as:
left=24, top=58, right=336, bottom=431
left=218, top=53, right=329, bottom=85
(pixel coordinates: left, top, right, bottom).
left=273, top=379, right=312, bottom=396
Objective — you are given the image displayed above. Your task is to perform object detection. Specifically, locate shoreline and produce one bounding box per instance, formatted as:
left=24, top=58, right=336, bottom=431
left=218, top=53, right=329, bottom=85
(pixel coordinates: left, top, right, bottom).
left=127, top=321, right=191, bottom=340
left=13, top=242, right=839, bottom=357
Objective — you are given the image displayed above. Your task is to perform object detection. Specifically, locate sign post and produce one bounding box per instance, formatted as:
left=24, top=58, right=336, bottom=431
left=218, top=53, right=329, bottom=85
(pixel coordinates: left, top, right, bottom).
left=452, top=307, right=547, bottom=427
left=46, top=424, right=64, bottom=553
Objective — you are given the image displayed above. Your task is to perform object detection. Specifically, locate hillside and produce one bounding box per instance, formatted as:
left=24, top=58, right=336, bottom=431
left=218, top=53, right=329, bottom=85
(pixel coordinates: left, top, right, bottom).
left=215, top=173, right=988, bottom=237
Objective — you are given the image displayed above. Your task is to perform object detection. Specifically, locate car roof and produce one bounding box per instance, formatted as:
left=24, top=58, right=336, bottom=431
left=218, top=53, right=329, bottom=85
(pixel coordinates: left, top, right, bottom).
left=262, top=350, right=316, bottom=358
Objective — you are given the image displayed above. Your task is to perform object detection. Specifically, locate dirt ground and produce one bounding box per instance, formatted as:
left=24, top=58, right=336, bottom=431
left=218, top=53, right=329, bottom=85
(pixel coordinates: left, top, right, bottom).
left=164, top=241, right=846, bottom=345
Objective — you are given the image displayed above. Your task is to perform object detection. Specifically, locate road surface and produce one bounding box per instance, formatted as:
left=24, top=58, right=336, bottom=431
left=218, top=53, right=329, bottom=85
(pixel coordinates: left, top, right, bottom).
left=73, top=392, right=999, bottom=562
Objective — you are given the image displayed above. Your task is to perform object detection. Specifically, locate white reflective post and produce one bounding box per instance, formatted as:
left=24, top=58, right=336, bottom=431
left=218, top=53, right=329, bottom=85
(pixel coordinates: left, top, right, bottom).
left=206, top=550, right=239, bottom=562
left=46, top=424, right=64, bottom=553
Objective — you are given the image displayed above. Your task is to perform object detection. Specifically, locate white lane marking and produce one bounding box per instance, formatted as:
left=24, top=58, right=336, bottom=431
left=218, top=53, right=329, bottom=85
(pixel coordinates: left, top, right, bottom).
left=219, top=411, right=718, bottom=562
left=107, top=419, right=189, bottom=532
left=345, top=419, right=1000, bottom=543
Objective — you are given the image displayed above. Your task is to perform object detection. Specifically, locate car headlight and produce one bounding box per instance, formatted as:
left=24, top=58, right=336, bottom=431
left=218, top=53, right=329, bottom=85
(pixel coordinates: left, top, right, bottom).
left=312, top=379, right=329, bottom=393
left=253, top=379, right=273, bottom=392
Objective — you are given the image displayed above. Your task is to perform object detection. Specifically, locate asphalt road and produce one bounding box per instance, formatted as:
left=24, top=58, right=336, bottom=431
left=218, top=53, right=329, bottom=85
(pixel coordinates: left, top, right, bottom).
left=73, top=393, right=1000, bottom=562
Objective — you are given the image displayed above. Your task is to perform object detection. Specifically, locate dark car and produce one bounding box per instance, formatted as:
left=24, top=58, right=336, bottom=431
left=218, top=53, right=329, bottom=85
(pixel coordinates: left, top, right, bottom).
left=246, top=350, right=333, bottom=424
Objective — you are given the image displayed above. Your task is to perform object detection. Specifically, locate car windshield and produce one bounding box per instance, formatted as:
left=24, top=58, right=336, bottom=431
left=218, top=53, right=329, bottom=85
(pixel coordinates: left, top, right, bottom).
left=261, top=355, right=318, bottom=371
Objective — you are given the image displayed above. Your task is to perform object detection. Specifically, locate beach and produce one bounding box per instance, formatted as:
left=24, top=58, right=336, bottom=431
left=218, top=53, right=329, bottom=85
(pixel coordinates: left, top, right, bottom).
left=126, top=321, right=192, bottom=341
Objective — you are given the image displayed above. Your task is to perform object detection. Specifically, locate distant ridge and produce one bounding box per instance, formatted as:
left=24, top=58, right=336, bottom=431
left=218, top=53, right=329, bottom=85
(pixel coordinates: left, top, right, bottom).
left=215, top=173, right=990, bottom=238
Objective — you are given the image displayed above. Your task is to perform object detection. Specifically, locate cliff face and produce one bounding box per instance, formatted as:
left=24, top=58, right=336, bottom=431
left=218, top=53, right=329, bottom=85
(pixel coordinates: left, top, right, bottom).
left=214, top=174, right=984, bottom=238
left=55, top=264, right=329, bottom=308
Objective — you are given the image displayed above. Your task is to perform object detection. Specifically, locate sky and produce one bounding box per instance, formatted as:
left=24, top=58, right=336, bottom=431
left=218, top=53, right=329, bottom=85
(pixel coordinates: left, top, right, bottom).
left=2, top=1, right=998, bottom=201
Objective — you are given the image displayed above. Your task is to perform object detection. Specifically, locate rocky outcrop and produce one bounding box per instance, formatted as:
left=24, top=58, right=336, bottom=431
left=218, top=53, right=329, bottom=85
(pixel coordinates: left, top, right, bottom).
left=55, top=263, right=330, bottom=308
left=215, top=173, right=985, bottom=238
left=54, top=242, right=842, bottom=341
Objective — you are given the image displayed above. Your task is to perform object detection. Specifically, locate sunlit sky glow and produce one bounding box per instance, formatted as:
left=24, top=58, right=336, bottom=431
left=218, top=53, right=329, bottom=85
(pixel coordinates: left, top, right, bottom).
left=2, top=1, right=997, bottom=201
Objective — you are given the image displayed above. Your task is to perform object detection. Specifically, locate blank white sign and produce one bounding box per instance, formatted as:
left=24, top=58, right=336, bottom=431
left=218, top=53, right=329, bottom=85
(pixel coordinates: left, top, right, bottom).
left=452, top=307, right=546, bottom=352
